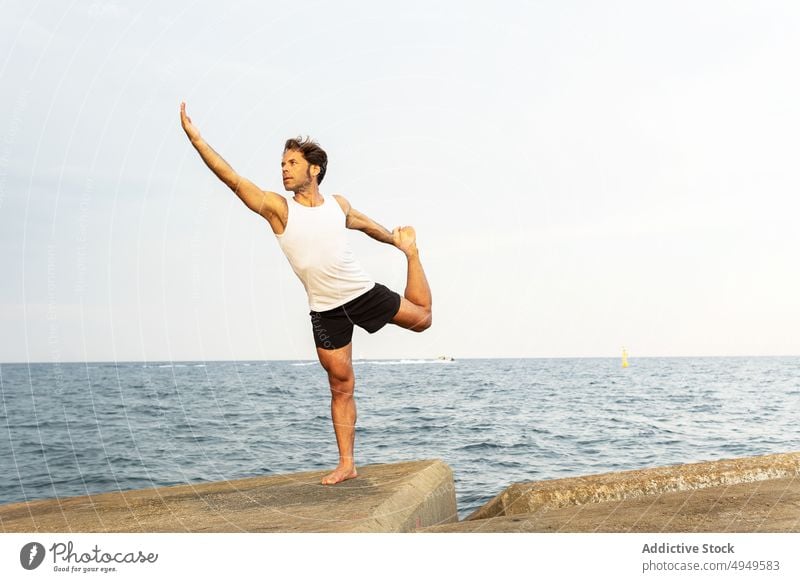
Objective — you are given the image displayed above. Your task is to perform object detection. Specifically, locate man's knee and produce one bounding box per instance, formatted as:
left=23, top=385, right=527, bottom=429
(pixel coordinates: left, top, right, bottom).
left=323, top=362, right=354, bottom=394
left=328, top=374, right=354, bottom=399
left=327, top=365, right=353, bottom=383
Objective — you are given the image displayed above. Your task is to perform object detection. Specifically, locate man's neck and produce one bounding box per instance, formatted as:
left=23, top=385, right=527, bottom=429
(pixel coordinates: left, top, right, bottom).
left=293, top=185, right=323, bottom=207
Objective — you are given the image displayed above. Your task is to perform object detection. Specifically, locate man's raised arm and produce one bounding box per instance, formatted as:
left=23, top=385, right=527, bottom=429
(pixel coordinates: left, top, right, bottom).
left=333, top=195, right=400, bottom=247
left=180, top=102, right=284, bottom=223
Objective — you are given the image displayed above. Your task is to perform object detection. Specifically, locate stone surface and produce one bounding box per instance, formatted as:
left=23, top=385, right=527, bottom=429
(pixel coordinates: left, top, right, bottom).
left=0, top=459, right=457, bottom=533
left=468, top=451, right=800, bottom=520
left=423, top=476, right=800, bottom=532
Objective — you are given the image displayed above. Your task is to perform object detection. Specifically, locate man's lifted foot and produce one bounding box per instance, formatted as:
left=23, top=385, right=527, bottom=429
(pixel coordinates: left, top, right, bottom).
left=321, top=464, right=358, bottom=485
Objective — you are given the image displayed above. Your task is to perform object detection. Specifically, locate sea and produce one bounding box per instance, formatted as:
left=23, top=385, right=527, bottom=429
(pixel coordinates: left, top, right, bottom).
left=1, top=357, right=798, bottom=519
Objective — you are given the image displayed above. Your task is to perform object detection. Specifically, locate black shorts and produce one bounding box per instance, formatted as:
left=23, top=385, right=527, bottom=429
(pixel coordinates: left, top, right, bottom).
left=310, top=283, right=402, bottom=350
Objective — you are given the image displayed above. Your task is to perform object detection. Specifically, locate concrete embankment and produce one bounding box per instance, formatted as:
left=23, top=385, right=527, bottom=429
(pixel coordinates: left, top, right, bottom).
left=424, top=452, right=800, bottom=533
left=0, top=459, right=457, bottom=533
left=4, top=453, right=798, bottom=533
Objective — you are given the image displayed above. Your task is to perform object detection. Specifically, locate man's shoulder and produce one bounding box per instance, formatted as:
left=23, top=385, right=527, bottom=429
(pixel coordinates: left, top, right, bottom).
left=262, top=190, right=289, bottom=211
left=264, top=190, right=287, bottom=201
left=331, top=194, right=351, bottom=214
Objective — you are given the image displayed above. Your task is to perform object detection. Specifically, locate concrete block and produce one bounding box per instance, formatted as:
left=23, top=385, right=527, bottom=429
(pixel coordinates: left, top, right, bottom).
left=0, top=459, right=457, bottom=533
left=467, top=451, right=800, bottom=520
left=424, top=476, right=800, bottom=532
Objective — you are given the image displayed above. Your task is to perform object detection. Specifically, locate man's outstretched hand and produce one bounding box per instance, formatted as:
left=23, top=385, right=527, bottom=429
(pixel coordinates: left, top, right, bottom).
left=180, top=102, right=201, bottom=142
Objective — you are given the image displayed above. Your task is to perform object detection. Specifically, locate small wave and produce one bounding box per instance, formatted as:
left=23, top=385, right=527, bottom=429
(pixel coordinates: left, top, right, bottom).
left=363, top=359, right=456, bottom=366
left=194, top=364, right=206, bottom=368
left=458, top=442, right=503, bottom=451
left=291, top=362, right=317, bottom=367
left=492, top=459, right=525, bottom=469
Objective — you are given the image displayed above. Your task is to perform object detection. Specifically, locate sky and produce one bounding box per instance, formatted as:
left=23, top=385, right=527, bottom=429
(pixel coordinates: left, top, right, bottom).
left=1, top=0, right=799, bottom=363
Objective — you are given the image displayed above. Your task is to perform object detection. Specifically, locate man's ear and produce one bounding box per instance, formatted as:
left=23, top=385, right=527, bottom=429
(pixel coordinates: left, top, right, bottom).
left=310, top=164, right=320, bottom=177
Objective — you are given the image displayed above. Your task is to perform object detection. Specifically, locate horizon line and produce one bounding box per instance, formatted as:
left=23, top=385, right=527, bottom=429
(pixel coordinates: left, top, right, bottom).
left=2, top=354, right=799, bottom=366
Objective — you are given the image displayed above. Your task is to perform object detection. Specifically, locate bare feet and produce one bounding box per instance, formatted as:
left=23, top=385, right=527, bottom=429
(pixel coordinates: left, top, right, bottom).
left=321, top=463, right=358, bottom=485
left=392, top=226, right=418, bottom=257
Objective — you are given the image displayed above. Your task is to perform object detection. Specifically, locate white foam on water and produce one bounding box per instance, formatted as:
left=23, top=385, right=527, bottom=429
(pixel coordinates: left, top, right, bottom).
left=364, top=359, right=456, bottom=365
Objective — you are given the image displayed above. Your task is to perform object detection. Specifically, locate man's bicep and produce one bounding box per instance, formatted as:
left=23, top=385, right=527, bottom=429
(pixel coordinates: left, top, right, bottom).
left=333, top=196, right=387, bottom=238
left=234, top=177, right=282, bottom=217
left=335, top=196, right=368, bottom=230
left=345, top=207, right=372, bottom=231
left=255, top=189, right=286, bottom=219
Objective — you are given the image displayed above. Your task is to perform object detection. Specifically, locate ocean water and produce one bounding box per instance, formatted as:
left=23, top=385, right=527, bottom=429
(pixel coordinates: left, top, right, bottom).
left=1, top=357, right=799, bottom=519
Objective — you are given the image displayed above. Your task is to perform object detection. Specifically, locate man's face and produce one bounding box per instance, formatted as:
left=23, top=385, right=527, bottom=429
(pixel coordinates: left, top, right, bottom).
left=281, top=149, right=316, bottom=192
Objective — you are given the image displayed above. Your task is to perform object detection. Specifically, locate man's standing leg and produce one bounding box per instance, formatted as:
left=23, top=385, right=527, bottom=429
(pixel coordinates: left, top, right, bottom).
left=391, top=226, right=433, bottom=331
left=316, top=343, right=358, bottom=485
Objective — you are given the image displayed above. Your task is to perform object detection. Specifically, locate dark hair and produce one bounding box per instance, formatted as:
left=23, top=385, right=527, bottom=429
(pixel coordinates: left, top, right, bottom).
left=284, top=136, right=328, bottom=184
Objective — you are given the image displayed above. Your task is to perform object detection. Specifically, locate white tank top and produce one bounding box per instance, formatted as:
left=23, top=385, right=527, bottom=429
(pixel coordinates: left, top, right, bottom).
left=275, top=196, right=374, bottom=311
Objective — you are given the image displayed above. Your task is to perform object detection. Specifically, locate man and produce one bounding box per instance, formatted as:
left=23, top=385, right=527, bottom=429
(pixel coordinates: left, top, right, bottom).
left=179, top=103, right=432, bottom=485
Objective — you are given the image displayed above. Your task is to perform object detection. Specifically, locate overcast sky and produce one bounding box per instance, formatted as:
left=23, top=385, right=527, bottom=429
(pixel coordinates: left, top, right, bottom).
left=1, top=0, right=799, bottom=362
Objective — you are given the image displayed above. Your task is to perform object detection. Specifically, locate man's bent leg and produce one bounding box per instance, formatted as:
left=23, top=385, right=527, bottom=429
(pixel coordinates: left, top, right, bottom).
left=316, top=343, right=358, bottom=485
left=391, top=226, right=433, bottom=331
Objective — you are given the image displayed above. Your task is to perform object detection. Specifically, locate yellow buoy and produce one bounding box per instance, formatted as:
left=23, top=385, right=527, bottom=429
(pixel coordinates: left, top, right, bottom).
left=621, top=347, right=629, bottom=368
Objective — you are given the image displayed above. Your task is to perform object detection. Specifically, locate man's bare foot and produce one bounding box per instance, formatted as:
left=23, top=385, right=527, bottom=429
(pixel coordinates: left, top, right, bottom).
left=321, top=464, right=358, bottom=485
left=392, top=226, right=418, bottom=257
